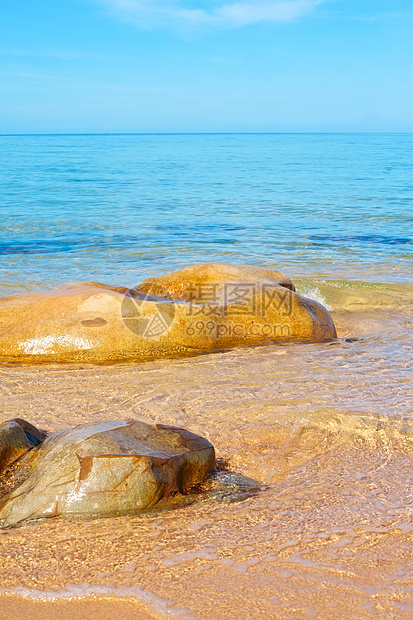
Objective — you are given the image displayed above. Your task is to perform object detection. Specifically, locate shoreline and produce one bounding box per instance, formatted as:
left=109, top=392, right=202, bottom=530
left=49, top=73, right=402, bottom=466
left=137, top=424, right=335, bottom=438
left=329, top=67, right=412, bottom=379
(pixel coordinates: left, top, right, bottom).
left=0, top=285, right=412, bottom=618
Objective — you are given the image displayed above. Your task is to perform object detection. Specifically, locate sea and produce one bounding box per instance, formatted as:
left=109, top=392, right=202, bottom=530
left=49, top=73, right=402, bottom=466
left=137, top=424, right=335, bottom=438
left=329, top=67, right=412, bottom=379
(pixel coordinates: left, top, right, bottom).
left=0, top=133, right=412, bottom=619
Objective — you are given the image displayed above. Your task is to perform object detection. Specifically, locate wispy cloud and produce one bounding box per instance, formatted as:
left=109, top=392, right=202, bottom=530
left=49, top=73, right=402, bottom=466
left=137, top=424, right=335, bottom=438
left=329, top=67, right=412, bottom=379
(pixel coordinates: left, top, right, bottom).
left=99, top=0, right=324, bottom=29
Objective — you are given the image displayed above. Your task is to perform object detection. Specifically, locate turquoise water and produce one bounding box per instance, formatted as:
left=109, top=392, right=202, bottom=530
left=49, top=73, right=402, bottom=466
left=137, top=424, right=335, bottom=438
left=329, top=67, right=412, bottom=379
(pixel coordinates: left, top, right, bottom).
left=0, top=133, right=412, bottom=293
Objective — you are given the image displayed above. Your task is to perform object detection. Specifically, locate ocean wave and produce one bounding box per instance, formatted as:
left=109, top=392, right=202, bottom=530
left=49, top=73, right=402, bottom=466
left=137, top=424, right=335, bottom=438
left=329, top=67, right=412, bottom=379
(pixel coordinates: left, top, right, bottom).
left=296, top=278, right=413, bottom=314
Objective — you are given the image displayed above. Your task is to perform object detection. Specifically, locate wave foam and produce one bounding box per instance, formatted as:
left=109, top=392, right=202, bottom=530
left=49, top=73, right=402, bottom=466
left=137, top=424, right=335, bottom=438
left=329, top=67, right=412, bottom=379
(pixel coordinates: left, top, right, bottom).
left=1, top=584, right=196, bottom=618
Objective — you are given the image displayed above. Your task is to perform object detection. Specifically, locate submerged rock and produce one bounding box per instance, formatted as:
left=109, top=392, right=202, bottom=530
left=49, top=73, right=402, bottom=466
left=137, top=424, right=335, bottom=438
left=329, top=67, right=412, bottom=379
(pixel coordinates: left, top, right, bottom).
left=0, top=419, right=215, bottom=526
left=0, top=262, right=336, bottom=362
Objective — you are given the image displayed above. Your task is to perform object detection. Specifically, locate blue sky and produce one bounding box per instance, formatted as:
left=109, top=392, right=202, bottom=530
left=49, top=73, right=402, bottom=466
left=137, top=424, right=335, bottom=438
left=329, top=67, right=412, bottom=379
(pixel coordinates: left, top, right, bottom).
left=1, top=0, right=412, bottom=133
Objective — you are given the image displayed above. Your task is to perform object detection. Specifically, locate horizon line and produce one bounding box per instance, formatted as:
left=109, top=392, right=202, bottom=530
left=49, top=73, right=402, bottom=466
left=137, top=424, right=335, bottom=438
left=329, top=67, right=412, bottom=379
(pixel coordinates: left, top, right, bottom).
left=1, top=131, right=412, bottom=137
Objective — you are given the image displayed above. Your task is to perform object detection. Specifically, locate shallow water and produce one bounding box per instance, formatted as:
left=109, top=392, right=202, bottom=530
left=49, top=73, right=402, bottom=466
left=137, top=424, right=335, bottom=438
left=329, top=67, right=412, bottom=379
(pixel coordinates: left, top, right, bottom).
left=0, top=134, right=412, bottom=618
left=1, top=133, right=412, bottom=291
left=0, top=284, right=412, bottom=618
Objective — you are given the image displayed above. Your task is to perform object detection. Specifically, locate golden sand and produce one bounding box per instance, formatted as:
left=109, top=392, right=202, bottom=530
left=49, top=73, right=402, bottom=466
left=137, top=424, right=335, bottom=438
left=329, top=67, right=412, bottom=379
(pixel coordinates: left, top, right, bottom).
left=0, top=596, right=164, bottom=620
left=0, top=281, right=412, bottom=618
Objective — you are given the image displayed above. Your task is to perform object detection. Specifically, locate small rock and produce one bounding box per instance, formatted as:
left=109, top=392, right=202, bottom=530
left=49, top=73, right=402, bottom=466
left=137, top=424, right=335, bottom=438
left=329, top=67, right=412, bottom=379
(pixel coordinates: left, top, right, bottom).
left=0, top=418, right=43, bottom=475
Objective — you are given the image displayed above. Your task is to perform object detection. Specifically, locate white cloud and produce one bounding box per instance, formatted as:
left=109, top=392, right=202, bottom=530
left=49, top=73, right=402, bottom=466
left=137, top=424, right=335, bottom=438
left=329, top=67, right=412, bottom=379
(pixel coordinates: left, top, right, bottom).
left=99, top=0, right=324, bottom=29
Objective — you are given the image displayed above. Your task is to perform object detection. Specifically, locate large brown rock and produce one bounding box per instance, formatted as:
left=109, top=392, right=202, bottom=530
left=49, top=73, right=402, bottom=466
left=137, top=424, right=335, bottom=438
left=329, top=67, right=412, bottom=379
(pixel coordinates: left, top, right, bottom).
left=0, top=262, right=336, bottom=362
left=0, top=419, right=215, bottom=526
left=137, top=262, right=297, bottom=298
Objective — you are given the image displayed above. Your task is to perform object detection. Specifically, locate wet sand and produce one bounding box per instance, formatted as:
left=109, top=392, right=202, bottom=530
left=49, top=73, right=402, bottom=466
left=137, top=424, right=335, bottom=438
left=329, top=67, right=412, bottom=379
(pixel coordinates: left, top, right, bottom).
left=0, top=596, right=164, bottom=620
left=0, top=281, right=412, bottom=618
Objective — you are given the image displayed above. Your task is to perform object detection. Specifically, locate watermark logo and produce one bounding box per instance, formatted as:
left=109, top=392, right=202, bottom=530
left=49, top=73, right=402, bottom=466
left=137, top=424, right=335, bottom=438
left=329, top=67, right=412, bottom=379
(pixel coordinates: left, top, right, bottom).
left=121, top=282, right=293, bottom=339
left=184, top=320, right=291, bottom=339
left=121, top=291, right=175, bottom=339
left=186, top=282, right=293, bottom=318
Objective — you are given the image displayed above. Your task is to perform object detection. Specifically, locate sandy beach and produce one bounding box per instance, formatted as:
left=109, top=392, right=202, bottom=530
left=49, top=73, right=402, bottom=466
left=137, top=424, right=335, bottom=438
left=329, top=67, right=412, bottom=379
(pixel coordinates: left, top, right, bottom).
left=0, top=595, right=164, bottom=620
left=1, top=280, right=412, bottom=618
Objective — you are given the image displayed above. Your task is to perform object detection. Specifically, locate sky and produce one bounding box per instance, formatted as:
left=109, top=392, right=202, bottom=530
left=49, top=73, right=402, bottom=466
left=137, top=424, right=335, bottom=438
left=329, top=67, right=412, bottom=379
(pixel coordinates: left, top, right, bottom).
left=0, top=0, right=412, bottom=133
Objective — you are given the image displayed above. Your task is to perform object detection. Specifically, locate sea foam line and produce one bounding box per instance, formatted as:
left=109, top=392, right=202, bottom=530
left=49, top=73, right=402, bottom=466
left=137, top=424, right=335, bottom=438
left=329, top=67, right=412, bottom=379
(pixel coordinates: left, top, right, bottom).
left=1, top=583, right=197, bottom=619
